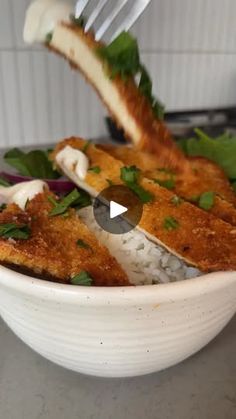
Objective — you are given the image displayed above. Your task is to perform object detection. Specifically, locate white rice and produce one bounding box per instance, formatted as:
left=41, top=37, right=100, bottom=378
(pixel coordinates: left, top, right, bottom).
left=78, top=206, right=201, bottom=285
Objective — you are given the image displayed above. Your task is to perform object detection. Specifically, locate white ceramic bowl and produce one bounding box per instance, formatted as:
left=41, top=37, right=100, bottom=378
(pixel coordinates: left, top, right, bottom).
left=0, top=266, right=235, bottom=378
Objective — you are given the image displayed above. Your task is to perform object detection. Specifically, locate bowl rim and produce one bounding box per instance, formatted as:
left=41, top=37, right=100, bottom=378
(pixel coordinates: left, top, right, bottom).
left=0, top=264, right=235, bottom=305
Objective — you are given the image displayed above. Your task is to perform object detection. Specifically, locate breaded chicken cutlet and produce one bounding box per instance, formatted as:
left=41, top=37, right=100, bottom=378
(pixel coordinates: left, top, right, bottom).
left=45, top=21, right=190, bottom=173
left=52, top=137, right=236, bottom=273
left=0, top=191, right=129, bottom=286
left=99, top=144, right=236, bottom=226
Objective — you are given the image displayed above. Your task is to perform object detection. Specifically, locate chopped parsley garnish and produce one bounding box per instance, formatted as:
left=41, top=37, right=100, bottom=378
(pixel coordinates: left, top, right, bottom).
left=127, top=183, right=153, bottom=204
left=198, top=191, right=215, bottom=211
left=88, top=166, right=101, bottom=174
left=163, top=217, right=179, bottom=231
left=96, top=32, right=164, bottom=119
left=189, top=195, right=200, bottom=203
left=188, top=191, right=215, bottom=210
left=0, top=223, right=30, bottom=240
left=71, top=271, right=93, bottom=286
left=120, top=166, right=153, bottom=203
left=106, top=179, right=114, bottom=186
left=0, top=203, right=7, bottom=212
left=70, top=14, right=86, bottom=28
left=74, top=189, right=92, bottom=209
left=49, top=189, right=80, bottom=216
left=82, top=140, right=92, bottom=154
left=45, top=32, right=53, bottom=44
left=4, top=148, right=60, bottom=179
left=154, top=178, right=175, bottom=190
left=49, top=189, right=91, bottom=216
left=171, top=196, right=183, bottom=206
left=77, top=239, right=91, bottom=250
left=121, top=165, right=140, bottom=183
left=0, top=176, right=11, bottom=187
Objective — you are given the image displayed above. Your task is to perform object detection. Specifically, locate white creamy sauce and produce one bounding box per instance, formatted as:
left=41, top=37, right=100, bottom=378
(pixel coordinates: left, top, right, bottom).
left=23, top=0, right=74, bottom=44
left=56, top=145, right=89, bottom=180
left=0, top=180, right=47, bottom=210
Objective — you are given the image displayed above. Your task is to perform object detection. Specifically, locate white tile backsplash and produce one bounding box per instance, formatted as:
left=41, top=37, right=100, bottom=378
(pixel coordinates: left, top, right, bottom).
left=0, top=0, right=14, bottom=49
left=0, top=0, right=236, bottom=148
left=133, top=0, right=236, bottom=53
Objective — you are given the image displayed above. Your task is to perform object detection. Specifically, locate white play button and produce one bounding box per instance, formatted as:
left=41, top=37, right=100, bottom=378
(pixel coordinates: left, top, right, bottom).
left=93, top=185, right=143, bottom=234
left=110, top=200, right=128, bottom=219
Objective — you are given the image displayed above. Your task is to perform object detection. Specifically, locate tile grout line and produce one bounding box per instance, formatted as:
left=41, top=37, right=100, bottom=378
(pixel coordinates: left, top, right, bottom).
left=8, top=0, right=25, bottom=145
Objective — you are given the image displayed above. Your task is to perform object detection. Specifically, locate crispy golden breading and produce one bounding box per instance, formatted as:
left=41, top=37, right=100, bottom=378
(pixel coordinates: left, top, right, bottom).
left=53, top=137, right=236, bottom=272
left=99, top=144, right=236, bottom=225
left=48, top=23, right=190, bottom=174
left=0, top=192, right=129, bottom=286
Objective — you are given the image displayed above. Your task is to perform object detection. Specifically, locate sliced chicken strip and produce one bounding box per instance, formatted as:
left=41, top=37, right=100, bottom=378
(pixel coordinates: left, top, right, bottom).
left=47, top=22, right=191, bottom=173
left=52, top=137, right=236, bottom=273
left=0, top=191, right=130, bottom=286
left=99, top=144, right=236, bottom=226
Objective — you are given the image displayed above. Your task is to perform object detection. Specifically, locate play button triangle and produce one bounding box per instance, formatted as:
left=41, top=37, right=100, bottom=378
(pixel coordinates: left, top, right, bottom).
left=110, top=200, right=128, bottom=219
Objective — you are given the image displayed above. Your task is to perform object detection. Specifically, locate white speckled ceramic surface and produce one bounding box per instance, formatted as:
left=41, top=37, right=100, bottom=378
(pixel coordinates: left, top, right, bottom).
left=0, top=266, right=235, bottom=377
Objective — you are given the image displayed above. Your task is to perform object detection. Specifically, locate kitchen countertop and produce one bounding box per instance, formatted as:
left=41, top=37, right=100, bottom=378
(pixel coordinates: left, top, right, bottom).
left=0, top=144, right=235, bottom=419
left=0, top=316, right=235, bottom=419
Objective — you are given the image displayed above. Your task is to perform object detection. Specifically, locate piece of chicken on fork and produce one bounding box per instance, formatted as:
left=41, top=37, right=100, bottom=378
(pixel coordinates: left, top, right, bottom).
left=24, top=5, right=191, bottom=174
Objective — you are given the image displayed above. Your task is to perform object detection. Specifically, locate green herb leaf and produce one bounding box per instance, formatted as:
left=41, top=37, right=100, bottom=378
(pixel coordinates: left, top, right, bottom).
left=106, top=179, right=114, bottom=186
left=189, top=195, right=200, bottom=203
left=139, top=65, right=165, bottom=120
left=47, top=195, right=58, bottom=207
left=45, top=32, right=53, bottom=44
left=49, top=189, right=91, bottom=216
left=0, top=223, right=30, bottom=240
left=0, top=176, right=11, bottom=187
left=82, top=140, right=92, bottom=153
left=97, top=31, right=165, bottom=119
left=127, top=182, right=153, bottom=204
left=120, top=166, right=140, bottom=183
left=152, top=100, right=165, bottom=120
left=138, top=65, right=153, bottom=102
left=4, top=148, right=60, bottom=179
left=163, top=216, right=179, bottom=231
left=73, top=189, right=92, bottom=210
left=77, top=239, right=91, bottom=250
left=171, top=196, right=183, bottom=206
left=49, top=189, right=81, bottom=216
left=97, top=32, right=140, bottom=79
left=88, top=166, right=101, bottom=174
left=198, top=191, right=215, bottom=211
left=178, top=128, right=236, bottom=180
left=4, top=148, right=28, bottom=175
left=0, top=204, right=7, bottom=212
left=154, top=178, right=175, bottom=190
left=70, top=14, right=86, bottom=28
left=120, top=166, right=153, bottom=203
left=71, top=271, right=93, bottom=286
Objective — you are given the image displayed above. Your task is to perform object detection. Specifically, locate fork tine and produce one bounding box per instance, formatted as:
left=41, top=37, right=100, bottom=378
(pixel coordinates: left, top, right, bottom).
left=75, top=0, right=91, bottom=19
left=85, top=0, right=108, bottom=32
left=111, top=0, right=151, bottom=40
left=95, top=0, right=129, bottom=41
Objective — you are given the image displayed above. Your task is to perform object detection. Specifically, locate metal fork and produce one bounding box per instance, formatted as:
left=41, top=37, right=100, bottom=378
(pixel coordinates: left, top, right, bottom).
left=75, top=0, right=151, bottom=41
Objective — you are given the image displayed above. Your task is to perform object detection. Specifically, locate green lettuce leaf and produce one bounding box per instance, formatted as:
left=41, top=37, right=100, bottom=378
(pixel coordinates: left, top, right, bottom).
left=97, top=32, right=140, bottom=79
left=4, top=148, right=60, bottom=179
left=178, top=128, right=236, bottom=180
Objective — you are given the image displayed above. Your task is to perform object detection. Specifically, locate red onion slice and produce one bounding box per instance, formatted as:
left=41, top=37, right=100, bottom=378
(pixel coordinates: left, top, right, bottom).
left=0, top=172, right=75, bottom=194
